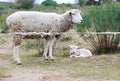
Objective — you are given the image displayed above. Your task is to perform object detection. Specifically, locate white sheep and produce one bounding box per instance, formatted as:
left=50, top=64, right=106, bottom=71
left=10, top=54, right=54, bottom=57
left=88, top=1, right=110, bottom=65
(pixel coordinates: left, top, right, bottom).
left=6, top=9, right=83, bottom=65
left=67, top=45, right=92, bottom=58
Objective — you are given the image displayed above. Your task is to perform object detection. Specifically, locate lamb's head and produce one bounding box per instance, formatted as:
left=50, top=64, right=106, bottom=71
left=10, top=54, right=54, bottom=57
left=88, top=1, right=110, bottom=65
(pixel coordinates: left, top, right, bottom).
left=67, top=45, right=80, bottom=55
left=64, top=9, right=83, bottom=24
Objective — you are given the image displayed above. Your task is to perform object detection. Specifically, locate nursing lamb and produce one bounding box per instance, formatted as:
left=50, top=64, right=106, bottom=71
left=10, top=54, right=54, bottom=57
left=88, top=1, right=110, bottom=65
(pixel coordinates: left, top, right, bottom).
left=6, top=9, right=83, bottom=65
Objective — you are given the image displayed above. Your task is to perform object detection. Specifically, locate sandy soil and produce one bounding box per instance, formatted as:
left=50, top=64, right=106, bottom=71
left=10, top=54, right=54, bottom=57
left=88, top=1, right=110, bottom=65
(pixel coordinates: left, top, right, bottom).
left=1, top=70, right=119, bottom=81
left=0, top=32, right=119, bottom=81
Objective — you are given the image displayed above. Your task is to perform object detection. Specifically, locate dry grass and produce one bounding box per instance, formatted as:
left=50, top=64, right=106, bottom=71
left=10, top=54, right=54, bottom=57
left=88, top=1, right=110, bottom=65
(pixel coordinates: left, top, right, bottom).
left=0, top=32, right=120, bottom=81
left=0, top=53, right=120, bottom=81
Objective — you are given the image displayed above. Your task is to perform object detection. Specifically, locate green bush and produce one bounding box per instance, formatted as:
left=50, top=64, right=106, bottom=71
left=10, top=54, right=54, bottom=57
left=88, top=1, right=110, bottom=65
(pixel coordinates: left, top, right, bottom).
left=41, top=0, right=58, bottom=6
left=36, top=3, right=77, bottom=13
left=20, top=0, right=34, bottom=10
left=77, top=3, right=120, bottom=54
left=0, top=6, right=7, bottom=10
left=0, top=14, right=9, bottom=33
left=14, top=0, right=35, bottom=10
left=0, top=4, right=15, bottom=10
left=37, top=5, right=46, bottom=11
left=117, top=0, right=120, bottom=2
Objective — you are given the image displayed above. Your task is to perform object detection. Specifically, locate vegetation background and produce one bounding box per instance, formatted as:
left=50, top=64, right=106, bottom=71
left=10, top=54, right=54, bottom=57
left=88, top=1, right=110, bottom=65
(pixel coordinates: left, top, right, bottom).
left=0, top=0, right=120, bottom=81
left=0, top=0, right=119, bottom=54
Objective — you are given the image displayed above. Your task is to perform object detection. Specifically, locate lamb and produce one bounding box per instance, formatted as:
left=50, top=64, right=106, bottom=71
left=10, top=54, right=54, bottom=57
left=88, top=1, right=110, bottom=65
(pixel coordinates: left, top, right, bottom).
left=6, top=9, right=83, bottom=64
left=67, top=45, right=92, bottom=58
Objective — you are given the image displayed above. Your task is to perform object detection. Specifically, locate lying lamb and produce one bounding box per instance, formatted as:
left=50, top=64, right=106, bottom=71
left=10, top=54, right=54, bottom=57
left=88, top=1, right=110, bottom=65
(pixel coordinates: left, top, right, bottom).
left=6, top=9, right=83, bottom=64
left=67, top=45, right=92, bottom=58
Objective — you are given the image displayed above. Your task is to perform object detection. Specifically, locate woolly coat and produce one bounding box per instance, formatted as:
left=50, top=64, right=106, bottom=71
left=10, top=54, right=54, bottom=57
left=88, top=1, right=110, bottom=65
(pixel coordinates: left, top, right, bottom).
left=6, top=11, right=72, bottom=33
left=6, top=11, right=73, bottom=46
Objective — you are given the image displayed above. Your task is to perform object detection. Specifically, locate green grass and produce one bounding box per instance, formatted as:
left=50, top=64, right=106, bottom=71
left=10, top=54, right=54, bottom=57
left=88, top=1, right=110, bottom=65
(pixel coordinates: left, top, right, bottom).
left=70, top=58, right=120, bottom=79
left=0, top=52, right=120, bottom=80
left=0, top=34, right=11, bottom=45
left=19, top=53, right=120, bottom=80
left=0, top=54, right=11, bottom=77
left=0, top=67, right=10, bottom=76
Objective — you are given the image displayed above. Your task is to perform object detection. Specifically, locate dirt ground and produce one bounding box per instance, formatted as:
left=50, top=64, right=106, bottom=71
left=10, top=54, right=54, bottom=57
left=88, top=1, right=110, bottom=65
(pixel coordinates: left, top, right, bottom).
left=0, top=63, right=119, bottom=81
left=0, top=32, right=120, bottom=81
left=1, top=68, right=119, bottom=81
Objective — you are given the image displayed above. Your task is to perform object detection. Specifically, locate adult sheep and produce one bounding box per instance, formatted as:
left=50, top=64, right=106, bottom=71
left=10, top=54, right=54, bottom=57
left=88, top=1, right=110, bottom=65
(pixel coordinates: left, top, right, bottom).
left=6, top=9, right=83, bottom=65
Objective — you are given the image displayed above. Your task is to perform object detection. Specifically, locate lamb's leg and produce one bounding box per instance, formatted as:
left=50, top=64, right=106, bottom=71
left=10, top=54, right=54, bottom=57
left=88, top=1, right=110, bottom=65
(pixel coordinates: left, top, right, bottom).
left=48, top=38, right=54, bottom=60
left=13, top=35, right=22, bottom=65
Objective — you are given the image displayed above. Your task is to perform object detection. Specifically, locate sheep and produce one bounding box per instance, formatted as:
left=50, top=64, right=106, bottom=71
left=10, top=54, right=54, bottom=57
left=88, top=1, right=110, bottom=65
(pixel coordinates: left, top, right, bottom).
left=67, top=45, right=92, bottom=58
left=6, top=9, right=83, bottom=65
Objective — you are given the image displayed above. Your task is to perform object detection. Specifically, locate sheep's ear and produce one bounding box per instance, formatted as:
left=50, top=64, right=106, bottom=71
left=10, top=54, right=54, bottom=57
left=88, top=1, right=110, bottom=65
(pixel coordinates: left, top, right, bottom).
left=65, top=12, right=72, bottom=21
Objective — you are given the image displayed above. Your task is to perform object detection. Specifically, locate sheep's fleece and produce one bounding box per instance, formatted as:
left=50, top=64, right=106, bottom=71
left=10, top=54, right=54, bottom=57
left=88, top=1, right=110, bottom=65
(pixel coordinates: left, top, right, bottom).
left=6, top=9, right=83, bottom=64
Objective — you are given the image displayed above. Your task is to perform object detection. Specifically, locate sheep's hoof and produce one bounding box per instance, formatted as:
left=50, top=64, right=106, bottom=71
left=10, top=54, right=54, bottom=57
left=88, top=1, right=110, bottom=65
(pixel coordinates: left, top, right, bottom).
left=44, top=58, right=49, bottom=60
left=49, top=57, right=55, bottom=60
left=17, top=62, right=22, bottom=65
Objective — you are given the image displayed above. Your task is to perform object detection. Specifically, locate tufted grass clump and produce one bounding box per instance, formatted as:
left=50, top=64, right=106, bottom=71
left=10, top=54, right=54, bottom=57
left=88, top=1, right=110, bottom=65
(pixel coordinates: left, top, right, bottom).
left=77, top=3, right=120, bottom=54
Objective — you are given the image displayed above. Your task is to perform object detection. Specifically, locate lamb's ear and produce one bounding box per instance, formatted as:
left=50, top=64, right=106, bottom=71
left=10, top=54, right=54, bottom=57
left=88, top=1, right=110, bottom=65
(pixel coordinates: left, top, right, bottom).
left=65, top=45, right=70, bottom=48
left=77, top=46, right=80, bottom=49
left=69, top=12, right=72, bottom=16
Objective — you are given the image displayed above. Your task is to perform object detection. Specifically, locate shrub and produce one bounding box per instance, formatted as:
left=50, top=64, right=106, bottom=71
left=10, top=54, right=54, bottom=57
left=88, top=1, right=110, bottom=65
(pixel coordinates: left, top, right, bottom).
left=78, top=0, right=86, bottom=6
left=14, top=0, right=35, bottom=10
left=0, top=3, right=15, bottom=10
left=37, top=5, right=46, bottom=11
left=77, top=4, right=120, bottom=54
left=41, top=0, right=58, bottom=6
left=0, top=6, right=6, bottom=10
left=0, top=14, right=9, bottom=33
left=20, top=0, right=34, bottom=10
left=117, top=0, right=120, bottom=2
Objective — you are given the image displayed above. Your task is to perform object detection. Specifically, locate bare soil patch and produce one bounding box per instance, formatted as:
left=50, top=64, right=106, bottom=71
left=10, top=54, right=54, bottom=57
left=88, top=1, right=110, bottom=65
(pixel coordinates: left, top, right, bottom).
left=1, top=70, right=119, bottom=81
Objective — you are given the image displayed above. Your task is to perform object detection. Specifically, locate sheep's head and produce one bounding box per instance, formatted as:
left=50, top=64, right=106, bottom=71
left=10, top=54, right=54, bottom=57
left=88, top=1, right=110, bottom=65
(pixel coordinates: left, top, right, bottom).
left=64, top=9, right=83, bottom=24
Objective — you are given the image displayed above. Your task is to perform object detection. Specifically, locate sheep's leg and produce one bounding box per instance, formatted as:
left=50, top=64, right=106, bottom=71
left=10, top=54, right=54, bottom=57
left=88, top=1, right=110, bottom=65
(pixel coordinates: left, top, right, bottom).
left=13, top=45, right=22, bottom=65
left=48, top=38, right=54, bottom=59
left=13, top=35, right=22, bottom=65
left=43, top=39, right=49, bottom=60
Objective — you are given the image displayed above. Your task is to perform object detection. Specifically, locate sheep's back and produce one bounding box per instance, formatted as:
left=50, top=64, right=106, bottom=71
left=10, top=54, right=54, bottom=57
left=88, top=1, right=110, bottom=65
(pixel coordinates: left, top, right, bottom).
left=6, top=11, right=61, bottom=32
